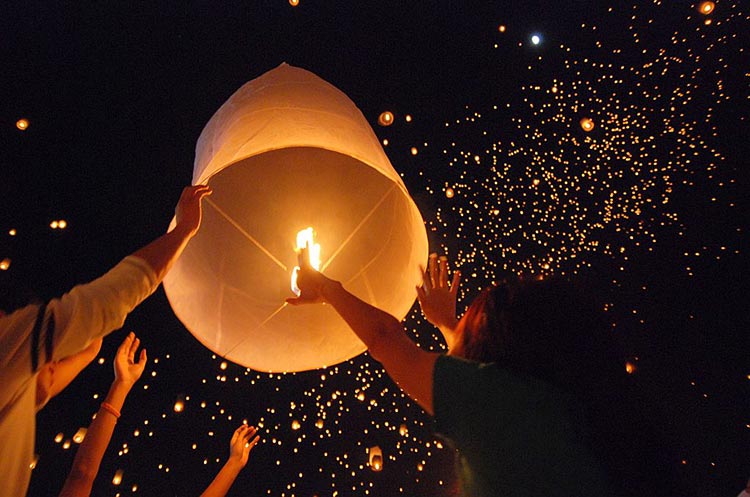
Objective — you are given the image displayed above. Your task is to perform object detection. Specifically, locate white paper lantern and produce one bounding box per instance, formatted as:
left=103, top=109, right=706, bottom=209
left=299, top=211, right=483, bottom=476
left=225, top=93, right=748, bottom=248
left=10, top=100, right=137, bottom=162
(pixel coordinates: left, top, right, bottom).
left=164, top=63, right=428, bottom=372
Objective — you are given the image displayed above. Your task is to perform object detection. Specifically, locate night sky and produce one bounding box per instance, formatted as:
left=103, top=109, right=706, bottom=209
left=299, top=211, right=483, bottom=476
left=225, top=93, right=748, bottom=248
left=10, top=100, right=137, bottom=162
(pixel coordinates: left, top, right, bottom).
left=2, top=1, right=748, bottom=496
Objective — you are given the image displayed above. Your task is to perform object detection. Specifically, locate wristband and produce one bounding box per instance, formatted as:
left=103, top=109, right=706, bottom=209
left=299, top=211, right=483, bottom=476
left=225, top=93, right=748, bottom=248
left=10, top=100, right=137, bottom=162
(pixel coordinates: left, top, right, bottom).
left=100, top=402, right=121, bottom=419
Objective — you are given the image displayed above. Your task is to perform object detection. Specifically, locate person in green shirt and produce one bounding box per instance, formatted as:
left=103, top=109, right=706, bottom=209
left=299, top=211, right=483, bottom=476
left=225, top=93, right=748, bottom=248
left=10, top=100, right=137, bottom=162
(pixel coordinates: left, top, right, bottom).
left=289, top=250, right=678, bottom=497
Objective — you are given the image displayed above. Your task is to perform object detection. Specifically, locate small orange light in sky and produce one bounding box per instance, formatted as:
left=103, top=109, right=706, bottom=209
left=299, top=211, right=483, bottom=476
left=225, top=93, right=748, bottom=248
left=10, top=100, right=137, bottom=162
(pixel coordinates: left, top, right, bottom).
left=580, top=117, right=595, bottom=132
left=498, top=25, right=506, bottom=33
left=698, top=1, right=715, bottom=15
left=16, top=119, right=29, bottom=131
left=378, top=111, right=394, bottom=126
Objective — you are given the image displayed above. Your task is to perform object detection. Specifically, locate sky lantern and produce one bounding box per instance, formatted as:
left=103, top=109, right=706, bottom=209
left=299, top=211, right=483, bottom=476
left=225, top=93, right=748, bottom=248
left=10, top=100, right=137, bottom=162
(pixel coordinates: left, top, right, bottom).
left=0, top=258, right=10, bottom=271
left=580, top=117, right=595, bottom=132
left=498, top=25, right=506, bottom=33
left=378, top=111, right=394, bottom=126
left=16, top=118, right=29, bottom=130
left=112, top=469, right=124, bottom=485
left=163, top=63, right=428, bottom=372
left=369, top=446, right=383, bottom=471
left=698, top=1, right=715, bottom=15
left=289, top=0, right=300, bottom=6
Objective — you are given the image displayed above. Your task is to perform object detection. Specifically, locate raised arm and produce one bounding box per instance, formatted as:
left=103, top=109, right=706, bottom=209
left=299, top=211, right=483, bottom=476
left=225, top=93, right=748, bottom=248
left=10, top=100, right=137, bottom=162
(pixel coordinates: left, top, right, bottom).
left=58, top=333, right=147, bottom=497
left=415, top=253, right=462, bottom=351
left=287, top=248, right=439, bottom=414
left=199, top=424, right=260, bottom=497
left=49, top=185, right=212, bottom=362
left=132, top=184, right=212, bottom=281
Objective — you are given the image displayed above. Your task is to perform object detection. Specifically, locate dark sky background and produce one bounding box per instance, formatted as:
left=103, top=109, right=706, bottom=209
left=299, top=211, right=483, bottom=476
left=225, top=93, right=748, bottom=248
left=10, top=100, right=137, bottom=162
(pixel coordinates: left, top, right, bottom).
left=2, top=1, right=748, bottom=496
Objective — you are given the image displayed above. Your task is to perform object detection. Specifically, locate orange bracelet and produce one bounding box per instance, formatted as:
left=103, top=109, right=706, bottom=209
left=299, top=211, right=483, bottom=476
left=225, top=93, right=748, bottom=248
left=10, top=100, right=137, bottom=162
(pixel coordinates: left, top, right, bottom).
left=100, top=402, right=121, bottom=419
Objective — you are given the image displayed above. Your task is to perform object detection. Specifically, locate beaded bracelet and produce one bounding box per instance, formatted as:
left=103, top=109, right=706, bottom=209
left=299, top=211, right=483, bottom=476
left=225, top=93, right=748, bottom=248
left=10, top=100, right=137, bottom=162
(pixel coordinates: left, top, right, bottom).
left=100, top=402, right=121, bottom=419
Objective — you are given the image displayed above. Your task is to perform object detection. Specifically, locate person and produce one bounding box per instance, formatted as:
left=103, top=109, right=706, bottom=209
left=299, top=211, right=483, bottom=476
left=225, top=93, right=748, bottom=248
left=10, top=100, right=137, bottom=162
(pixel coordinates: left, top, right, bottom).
left=0, top=184, right=212, bottom=497
left=57, top=333, right=260, bottom=497
left=288, top=251, right=678, bottom=497
left=199, top=423, right=260, bottom=497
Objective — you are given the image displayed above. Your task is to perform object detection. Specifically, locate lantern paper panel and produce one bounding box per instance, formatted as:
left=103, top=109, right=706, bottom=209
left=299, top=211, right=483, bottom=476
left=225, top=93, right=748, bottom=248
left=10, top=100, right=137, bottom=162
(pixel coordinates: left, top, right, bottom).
left=164, top=63, right=428, bottom=372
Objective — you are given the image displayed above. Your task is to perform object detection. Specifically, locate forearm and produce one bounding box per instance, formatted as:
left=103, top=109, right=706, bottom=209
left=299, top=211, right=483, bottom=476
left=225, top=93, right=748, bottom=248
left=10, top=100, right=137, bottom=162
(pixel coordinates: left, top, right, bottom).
left=320, top=278, right=438, bottom=413
left=200, top=458, right=244, bottom=497
left=320, top=280, right=403, bottom=360
left=132, top=224, right=194, bottom=283
left=59, top=380, right=133, bottom=497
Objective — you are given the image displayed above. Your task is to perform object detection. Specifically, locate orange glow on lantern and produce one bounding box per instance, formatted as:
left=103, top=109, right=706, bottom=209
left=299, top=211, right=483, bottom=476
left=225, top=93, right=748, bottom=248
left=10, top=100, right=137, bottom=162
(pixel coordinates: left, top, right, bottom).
left=173, top=397, right=185, bottom=412
left=289, top=0, right=300, bottom=6
left=378, top=111, right=394, bottom=126
left=0, top=258, right=10, bottom=271
left=369, top=446, right=383, bottom=471
left=112, top=469, right=124, bottom=485
left=445, top=187, right=455, bottom=198
left=580, top=117, right=595, bottom=132
left=291, top=227, right=321, bottom=296
left=625, top=361, right=636, bottom=374
left=698, top=1, right=715, bottom=14
left=73, top=428, right=87, bottom=443
left=16, top=118, right=29, bottom=131
left=291, top=420, right=301, bottom=430
left=498, top=25, right=506, bottom=33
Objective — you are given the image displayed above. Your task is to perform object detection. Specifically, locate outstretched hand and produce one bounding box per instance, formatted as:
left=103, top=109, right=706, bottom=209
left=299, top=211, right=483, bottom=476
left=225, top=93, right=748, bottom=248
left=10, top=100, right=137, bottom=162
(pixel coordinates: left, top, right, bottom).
left=229, top=424, right=260, bottom=467
left=416, top=253, right=461, bottom=333
left=286, top=245, right=331, bottom=306
left=113, top=332, right=147, bottom=386
left=174, top=184, right=212, bottom=237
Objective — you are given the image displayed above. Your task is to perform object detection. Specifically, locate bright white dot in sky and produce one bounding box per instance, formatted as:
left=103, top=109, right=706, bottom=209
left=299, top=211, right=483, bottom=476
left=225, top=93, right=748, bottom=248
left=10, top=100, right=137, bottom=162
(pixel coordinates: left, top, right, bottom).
left=531, top=34, right=541, bottom=45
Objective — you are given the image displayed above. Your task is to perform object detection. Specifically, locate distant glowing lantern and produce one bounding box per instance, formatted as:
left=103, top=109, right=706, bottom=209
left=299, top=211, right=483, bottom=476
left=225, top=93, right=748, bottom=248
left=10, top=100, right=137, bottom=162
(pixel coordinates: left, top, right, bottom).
left=0, top=258, right=10, bottom=271
left=289, top=0, right=300, bottom=6
left=50, top=220, right=59, bottom=229
left=9, top=229, right=16, bottom=236
left=531, top=34, right=541, bottom=45
left=580, top=117, right=595, bottom=132
left=410, top=146, right=418, bottom=155
left=625, top=361, right=636, bottom=374
left=378, top=111, right=394, bottom=126
left=445, top=187, right=455, bottom=198
left=63, top=439, right=71, bottom=449
left=399, top=424, right=408, bottom=436
left=315, top=419, right=324, bottom=429
left=54, top=433, right=64, bottom=443
left=498, top=25, right=506, bottom=33
left=291, top=420, right=301, bottom=430
left=163, top=64, right=428, bottom=372
left=112, top=469, right=124, bottom=485
left=16, top=118, right=29, bottom=131
left=30, top=454, right=39, bottom=469
left=58, top=219, right=67, bottom=229
left=405, top=114, right=412, bottom=123
left=73, top=428, right=87, bottom=443
left=173, top=396, right=185, bottom=412
left=369, top=446, right=383, bottom=471
left=698, top=1, right=715, bottom=14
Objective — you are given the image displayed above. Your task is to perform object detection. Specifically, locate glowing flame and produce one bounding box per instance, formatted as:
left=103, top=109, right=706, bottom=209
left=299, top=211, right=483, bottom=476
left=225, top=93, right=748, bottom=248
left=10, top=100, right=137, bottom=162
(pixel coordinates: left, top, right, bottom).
left=291, top=227, right=321, bottom=296
left=112, top=469, right=124, bottom=485
left=73, top=428, right=87, bottom=444
left=369, top=446, right=383, bottom=472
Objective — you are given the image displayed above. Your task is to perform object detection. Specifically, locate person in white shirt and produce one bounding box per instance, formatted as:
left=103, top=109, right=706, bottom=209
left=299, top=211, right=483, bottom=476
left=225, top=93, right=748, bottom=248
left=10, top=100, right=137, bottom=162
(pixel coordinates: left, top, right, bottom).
left=0, top=184, right=211, bottom=497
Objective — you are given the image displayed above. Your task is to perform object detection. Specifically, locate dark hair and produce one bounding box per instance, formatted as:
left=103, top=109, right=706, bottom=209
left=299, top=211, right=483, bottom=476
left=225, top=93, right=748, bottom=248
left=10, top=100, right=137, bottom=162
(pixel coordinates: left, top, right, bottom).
left=455, top=276, right=683, bottom=497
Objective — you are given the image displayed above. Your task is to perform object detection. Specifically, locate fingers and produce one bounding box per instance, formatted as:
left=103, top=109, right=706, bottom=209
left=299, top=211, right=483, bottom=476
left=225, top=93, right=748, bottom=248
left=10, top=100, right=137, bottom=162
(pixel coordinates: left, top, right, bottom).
left=438, top=256, right=449, bottom=287
left=415, top=284, right=427, bottom=303
left=428, top=253, right=438, bottom=288
left=138, top=348, right=147, bottom=366
left=128, top=336, right=140, bottom=363
left=117, top=332, right=134, bottom=357
left=450, top=269, right=462, bottom=297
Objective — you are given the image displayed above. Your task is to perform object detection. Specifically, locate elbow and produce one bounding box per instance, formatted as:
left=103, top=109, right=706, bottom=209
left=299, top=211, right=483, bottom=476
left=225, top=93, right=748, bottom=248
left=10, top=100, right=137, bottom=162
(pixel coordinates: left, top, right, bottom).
left=65, top=465, right=97, bottom=488
left=367, top=316, right=403, bottom=364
